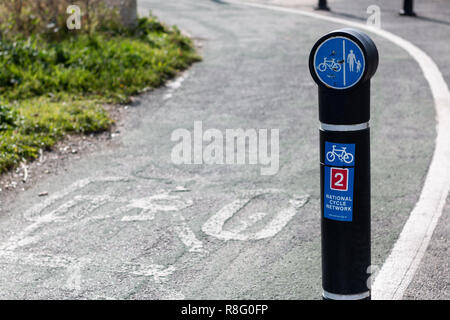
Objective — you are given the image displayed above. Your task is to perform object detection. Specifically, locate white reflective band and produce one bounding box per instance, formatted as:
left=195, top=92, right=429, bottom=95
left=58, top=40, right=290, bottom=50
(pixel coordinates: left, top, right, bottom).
left=320, top=122, right=369, bottom=131
left=323, top=290, right=370, bottom=300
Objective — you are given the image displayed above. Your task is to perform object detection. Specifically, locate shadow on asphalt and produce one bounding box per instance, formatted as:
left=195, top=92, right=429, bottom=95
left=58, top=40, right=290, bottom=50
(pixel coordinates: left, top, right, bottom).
left=327, top=10, right=367, bottom=22
left=412, top=15, right=450, bottom=27
left=326, top=9, right=450, bottom=27
left=210, top=0, right=229, bottom=5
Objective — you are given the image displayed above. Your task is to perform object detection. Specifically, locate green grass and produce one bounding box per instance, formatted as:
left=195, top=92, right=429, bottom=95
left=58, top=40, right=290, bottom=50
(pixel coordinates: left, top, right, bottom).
left=0, top=16, right=201, bottom=173
left=0, top=98, right=111, bottom=172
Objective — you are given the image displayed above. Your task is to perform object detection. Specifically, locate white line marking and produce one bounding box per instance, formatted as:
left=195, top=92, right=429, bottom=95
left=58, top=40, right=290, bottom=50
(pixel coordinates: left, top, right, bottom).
left=121, top=192, right=193, bottom=221
left=13, top=178, right=203, bottom=266
left=223, top=0, right=450, bottom=299
left=0, top=177, right=182, bottom=296
left=203, top=198, right=250, bottom=241
left=174, top=212, right=206, bottom=253
left=202, top=190, right=309, bottom=241
left=343, top=40, right=346, bottom=86
left=4, top=178, right=127, bottom=252
left=228, top=211, right=267, bottom=234
left=23, top=177, right=129, bottom=222
left=121, top=193, right=191, bottom=220
left=120, top=263, right=176, bottom=282
left=119, top=191, right=204, bottom=253
left=121, top=214, right=156, bottom=222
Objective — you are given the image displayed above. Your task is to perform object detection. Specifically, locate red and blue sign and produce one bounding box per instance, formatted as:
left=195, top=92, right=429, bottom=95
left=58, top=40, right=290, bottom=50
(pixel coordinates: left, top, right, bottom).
left=324, top=142, right=355, bottom=222
left=313, top=37, right=365, bottom=90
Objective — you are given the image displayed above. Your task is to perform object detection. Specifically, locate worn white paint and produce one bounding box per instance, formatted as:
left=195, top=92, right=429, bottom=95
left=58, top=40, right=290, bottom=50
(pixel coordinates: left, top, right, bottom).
left=119, top=263, right=176, bottom=282
left=16, top=177, right=204, bottom=265
left=160, top=289, right=186, bottom=300
left=202, top=190, right=309, bottom=241
left=65, top=259, right=89, bottom=292
left=163, top=73, right=189, bottom=100
left=23, top=177, right=129, bottom=222
left=174, top=211, right=206, bottom=253
left=0, top=250, right=175, bottom=284
left=0, top=251, right=79, bottom=269
left=5, top=194, right=119, bottom=252
left=0, top=177, right=180, bottom=295
left=121, top=192, right=193, bottom=221
left=223, top=0, right=450, bottom=299
left=120, top=191, right=204, bottom=253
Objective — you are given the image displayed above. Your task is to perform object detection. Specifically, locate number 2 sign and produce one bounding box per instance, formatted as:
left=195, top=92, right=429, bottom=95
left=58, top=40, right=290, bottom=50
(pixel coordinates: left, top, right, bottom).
left=330, top=168, right=348, bottom=191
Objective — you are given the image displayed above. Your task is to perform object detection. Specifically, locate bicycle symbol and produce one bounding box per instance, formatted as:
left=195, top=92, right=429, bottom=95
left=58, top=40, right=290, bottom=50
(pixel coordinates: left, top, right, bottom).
left=317, top=57, right=342, bottom=73
left=326, top=145, right=354, bottom=164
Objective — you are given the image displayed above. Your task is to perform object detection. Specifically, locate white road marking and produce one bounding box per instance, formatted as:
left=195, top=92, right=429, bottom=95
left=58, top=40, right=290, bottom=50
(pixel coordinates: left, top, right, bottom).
left=163, top=73, right=189, bottom=100
left=120, top=214, right=156, bottom=222
left=0, top=177, right=180, bottom=295
left=90, top=295, right=118, bottom=300
left=120, top=191, right=204, bottom=253
left=174, top=211, right=206, bottom=253
left=0, top=251, right=79, bottom=269
left=0, top=250, right=175, bottom=284
left=4, top=194, right=120, bottom=251
left=224, top=0, right=450, bottom=299
left=160, top=288, right=186, bottom=300
left=65, top=259, right=88, bottom=292
left=23, top=176, right=130, bottom=222
left=202, top=190, right=309, bottom=241
left=65, top=266, right=82, bottom=291
left=13, top=176, right=204, bottom=267
left=52, top=195, right=116, bottom=221
left=119, top=263, right=176, bottom=282
left=229, top=211, right=267, bottom=234
left=203, top=198, right=250, bottom=241
left=121, top=192, right=193, bottom=221
left=1, top=175, right=207, bottom=295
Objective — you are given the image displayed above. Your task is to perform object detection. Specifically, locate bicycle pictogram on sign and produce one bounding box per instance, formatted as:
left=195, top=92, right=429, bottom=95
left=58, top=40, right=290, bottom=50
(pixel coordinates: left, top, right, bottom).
left=324, top=142, right=355, bottom=166
left=326, top=145, right=354, bottom=164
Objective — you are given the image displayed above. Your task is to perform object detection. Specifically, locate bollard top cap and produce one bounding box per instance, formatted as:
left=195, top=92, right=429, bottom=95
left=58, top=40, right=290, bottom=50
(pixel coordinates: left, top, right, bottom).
left=309, top=28, right=378, bottom=91
left=309, top=29, right=378, bottom=125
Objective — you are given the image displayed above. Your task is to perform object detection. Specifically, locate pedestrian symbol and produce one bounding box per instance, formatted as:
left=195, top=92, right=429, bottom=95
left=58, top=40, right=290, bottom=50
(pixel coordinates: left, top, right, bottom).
left=313, top=36, right=365, bottom=89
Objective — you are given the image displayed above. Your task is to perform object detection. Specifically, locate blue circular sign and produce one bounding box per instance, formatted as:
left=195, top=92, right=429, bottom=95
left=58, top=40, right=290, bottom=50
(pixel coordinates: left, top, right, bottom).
left=313, top=36, right=365, bottom=89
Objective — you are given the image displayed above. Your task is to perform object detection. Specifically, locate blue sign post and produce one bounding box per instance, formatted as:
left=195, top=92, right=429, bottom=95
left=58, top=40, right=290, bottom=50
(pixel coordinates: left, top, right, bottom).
left=309, top=29, right=378, bottom=300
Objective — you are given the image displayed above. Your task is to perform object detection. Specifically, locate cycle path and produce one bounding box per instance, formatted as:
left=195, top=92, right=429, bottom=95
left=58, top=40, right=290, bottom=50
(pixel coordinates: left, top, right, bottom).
left=0, top=0, right=436, bottom=299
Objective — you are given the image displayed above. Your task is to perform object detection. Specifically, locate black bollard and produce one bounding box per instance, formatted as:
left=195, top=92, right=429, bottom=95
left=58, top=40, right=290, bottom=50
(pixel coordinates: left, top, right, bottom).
left=315, top=0, right=330, bottom=11
left=309, top=29, right=379, bottom=300
left=400, top=0, right=417, bottom=16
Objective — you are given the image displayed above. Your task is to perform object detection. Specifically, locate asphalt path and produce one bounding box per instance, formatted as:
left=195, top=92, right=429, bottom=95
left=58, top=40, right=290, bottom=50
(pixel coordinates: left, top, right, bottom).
left=243, top=0, right=450, bottom=300
left=0, top=0, right=438, bottom=299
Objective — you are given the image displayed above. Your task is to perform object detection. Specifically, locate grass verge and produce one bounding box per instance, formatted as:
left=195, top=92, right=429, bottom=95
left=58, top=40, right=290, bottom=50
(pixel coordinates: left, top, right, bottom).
left=0, top=16, right=201, bottom=174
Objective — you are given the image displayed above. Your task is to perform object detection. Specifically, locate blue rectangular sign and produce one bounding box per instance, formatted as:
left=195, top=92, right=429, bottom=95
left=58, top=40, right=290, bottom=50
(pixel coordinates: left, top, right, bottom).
left=324, top=166, right=355, bottom=222
left=324, top=141, right=355, bottom=222
left=325, top=142, right=355, bottom=166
